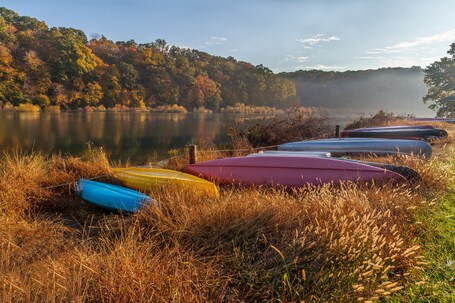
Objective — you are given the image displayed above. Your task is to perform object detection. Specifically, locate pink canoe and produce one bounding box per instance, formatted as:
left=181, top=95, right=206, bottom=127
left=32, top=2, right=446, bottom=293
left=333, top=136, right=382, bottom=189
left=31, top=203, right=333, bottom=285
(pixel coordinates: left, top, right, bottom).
left=184, top=156, right=406, bottom=188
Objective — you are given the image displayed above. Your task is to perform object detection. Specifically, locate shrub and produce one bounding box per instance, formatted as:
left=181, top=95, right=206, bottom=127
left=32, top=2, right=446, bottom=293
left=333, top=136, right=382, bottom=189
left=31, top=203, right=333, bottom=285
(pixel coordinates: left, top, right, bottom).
left=95, top=105, right=106, bottom=111
left=150, top=104, right=188, bottom=113
left=2, top=102, right=15, bottom=111
left=228, top=108, right=334, bottom=147
left=45, top=105, right=61, bottom=113
left=345, top=110, right=411, bottom=129
left=193, top=106, right=213, bottom=113
left=15, top=103, right=41, bottom=112
left=221, top=102, right=284, bottom=114
left=33, top=95, right=50, bottom=107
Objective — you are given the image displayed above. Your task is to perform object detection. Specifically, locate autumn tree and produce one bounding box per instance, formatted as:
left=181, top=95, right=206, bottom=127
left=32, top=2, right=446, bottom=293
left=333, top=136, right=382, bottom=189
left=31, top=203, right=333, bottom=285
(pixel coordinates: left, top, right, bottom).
left=423, top=43, right=455, bottom=117
left=0, top=8, right=297, bottom=110
left=0, top=44, right=24, bottom=104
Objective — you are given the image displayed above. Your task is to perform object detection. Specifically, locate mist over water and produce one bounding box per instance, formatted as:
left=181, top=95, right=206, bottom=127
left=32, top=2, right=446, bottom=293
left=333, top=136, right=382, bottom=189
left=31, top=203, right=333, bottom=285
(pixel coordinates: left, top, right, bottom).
left=284, top=68, right=435, bottom=118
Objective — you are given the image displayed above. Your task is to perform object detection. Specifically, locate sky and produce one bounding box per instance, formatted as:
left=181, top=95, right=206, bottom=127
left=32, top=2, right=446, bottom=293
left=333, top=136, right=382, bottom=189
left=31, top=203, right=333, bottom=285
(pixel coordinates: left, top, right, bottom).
left=2, top=0, right=455, bottom=73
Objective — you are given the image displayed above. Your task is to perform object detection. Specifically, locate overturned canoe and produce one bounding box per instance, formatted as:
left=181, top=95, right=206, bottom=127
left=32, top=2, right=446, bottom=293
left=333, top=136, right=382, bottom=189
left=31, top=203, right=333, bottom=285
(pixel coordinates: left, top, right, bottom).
left=339, top=159, right=421, bottom=183
left=344, top=125, right=435, bottom=132
left=248, top=152, right=420, bottom=182
left=278, top=138, right=432, bottom=158
left=76, top=179, right=153, bottom=212
left=113, top=167, right=219, bottom=198
left=247, top=150, right=331, bottom=157
left=184, top=156, right=406, bottom=188
left=341, top=127, right=447, bottom=140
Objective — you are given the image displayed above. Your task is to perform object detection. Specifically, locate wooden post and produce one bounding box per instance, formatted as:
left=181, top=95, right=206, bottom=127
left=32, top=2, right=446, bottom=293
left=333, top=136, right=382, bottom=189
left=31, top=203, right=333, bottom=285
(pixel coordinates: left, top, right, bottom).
left=189, top=144, right=197, bottom=164
left=335, top=125, right=340, bottom=138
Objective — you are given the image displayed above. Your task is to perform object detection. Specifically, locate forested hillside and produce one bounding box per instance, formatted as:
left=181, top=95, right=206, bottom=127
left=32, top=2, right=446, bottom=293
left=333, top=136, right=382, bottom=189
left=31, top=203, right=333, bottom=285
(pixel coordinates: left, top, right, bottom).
left=0, top=8, right=296, bottom=110
left=282, top=68, right=433, bottom=116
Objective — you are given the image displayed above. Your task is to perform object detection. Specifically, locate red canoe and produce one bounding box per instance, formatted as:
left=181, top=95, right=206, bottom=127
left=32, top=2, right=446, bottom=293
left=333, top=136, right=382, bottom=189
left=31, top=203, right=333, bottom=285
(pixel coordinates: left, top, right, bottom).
left=184, top=156, right=406, bottom=188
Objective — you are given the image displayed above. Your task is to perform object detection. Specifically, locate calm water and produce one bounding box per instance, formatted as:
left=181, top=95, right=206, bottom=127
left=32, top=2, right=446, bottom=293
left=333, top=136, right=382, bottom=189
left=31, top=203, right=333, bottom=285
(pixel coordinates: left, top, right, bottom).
left=0, top=112, right=265, bottom=164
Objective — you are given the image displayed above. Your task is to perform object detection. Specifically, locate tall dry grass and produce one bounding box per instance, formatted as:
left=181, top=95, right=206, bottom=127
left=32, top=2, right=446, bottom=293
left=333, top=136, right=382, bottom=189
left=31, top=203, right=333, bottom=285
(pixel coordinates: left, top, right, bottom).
left=1, top=182, right=431, bottom=302
left=1, top=129, right=453, bottom=302
left=344, top=110, right=410, bottom=129
left=228, top=108, right=334, bottom=148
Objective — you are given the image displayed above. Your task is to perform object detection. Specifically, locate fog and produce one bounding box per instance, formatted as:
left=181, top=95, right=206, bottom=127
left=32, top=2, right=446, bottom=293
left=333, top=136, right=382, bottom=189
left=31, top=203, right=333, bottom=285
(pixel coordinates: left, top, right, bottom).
left=283, top=68, right=434, bottom=118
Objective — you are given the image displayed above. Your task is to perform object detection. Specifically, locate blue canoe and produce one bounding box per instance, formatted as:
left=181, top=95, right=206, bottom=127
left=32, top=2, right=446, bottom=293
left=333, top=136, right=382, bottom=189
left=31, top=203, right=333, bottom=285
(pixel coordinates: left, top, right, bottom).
left=76, top=179, right=153, bottom=212
left=247, top=150, right=331, bottom=158
left=278, top=138, right=432, bottom=158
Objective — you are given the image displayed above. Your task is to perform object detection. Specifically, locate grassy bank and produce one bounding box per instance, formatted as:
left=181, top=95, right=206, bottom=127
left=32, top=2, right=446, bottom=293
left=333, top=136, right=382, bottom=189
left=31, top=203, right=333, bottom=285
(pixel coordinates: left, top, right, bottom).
left=0, top=123, right=454, bottom=302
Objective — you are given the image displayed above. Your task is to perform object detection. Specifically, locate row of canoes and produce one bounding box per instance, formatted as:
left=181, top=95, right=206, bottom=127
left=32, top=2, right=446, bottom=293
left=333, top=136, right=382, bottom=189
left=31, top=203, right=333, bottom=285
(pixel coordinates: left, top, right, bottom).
left=76, top=124, right=448, bottom=212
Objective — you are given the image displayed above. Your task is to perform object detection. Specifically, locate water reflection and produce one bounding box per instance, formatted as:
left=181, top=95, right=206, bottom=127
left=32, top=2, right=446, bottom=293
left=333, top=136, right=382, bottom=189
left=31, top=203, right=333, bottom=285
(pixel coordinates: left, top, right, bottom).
left=0, top=112, right=255, bottom=164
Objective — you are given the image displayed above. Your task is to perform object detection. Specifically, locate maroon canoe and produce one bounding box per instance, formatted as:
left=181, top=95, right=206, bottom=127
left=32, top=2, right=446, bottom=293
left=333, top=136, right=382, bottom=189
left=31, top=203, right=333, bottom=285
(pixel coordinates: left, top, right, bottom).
left=342, top=124, right=435, bottom=138
left=341, top=126, right=447, bottom=140
left=184, top=156, right=406, bottom=188
left=344, top=125, right=435, bottom=132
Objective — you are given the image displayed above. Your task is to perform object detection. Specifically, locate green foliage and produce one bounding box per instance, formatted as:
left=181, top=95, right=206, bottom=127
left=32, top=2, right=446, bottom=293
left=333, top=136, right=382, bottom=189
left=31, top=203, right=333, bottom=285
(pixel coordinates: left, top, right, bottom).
left=423, top=43, right=455, bottom=117
left=387, top=149, right=455, bottom=302
left=0, top=8, right=296, bottom=110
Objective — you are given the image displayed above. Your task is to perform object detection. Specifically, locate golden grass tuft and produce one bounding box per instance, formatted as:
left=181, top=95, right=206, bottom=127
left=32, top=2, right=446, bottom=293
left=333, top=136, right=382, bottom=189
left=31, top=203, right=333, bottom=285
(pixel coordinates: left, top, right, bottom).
left=127, top=183, right=429, bottom=301
left=0, top=151, right=48, bottom=218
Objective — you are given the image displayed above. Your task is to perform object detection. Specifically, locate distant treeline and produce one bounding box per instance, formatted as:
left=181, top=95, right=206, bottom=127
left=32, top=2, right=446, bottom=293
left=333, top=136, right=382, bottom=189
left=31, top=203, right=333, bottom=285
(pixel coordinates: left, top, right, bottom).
left=0, top=8, right=296, bottom=110
left=281, top=67, right=430, bottom=114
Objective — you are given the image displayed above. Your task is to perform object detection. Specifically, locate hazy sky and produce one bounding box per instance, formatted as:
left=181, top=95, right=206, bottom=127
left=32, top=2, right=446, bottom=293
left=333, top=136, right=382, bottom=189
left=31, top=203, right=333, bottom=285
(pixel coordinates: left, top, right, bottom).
left=2, top=0, right=455, bottom=72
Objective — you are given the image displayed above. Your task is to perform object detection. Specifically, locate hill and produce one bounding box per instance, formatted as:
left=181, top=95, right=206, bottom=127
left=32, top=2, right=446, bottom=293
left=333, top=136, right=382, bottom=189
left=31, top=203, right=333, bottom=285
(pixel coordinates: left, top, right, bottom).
left=0, top=7, right=296, bottom=110
left=281, top=68, right=434, bottom=117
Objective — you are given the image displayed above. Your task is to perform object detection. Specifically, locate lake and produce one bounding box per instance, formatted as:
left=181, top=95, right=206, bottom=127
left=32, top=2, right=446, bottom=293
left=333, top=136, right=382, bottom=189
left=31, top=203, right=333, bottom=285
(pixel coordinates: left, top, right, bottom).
left=0, top=111, right=270, bottom=164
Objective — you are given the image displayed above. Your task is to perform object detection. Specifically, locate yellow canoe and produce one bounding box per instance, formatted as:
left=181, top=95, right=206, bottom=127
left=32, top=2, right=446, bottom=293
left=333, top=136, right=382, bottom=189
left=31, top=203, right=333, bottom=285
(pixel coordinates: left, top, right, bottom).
left=113, top=167, right=219, bottom=198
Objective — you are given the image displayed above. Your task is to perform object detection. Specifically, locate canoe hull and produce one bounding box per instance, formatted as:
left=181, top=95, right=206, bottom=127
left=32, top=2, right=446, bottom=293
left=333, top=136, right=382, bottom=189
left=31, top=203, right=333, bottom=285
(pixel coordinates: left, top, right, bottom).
left=342, top=128, right=447, bottom=140
left=345, top=125, right=435, bottom=131
left=247, top=151, right=331, bottom=158
left=278, top=138, right=432, bottom=158
left=184, top=156, right=406, bottom=188
left=114, top=167, right=219, bottom=198
left=76, top=179, right=152, bottom=212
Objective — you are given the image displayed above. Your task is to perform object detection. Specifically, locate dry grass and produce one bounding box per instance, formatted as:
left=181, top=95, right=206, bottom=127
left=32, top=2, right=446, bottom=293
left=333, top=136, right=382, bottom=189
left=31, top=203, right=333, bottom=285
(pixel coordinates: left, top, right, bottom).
left=1, top=124, right=454, bottom=302
left=228, top=109, right=334, bottom=148
left=345, top=111, right=409, bottom=129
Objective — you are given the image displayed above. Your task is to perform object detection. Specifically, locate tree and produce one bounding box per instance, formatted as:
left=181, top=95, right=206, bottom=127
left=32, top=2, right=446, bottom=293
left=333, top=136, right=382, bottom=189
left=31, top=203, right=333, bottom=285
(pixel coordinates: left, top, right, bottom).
left=185, top=74, right=221, bottom=109
left=45, top=27, right=102, bottom=83
left=83, top=82, right=103, bottom=106
left=0, top=44, right=24, bottom=104
left=423, top=43, right=455, bottom=117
